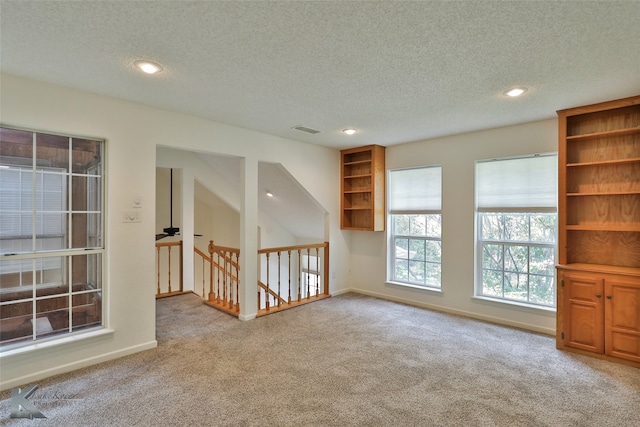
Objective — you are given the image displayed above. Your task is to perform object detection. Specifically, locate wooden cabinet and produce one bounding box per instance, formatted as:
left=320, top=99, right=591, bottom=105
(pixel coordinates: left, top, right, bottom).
left=556, top=95, right=640, bottom=367
left=340, top=145, right=385, bottom=231
left=558, top=267, right=640, bottom=365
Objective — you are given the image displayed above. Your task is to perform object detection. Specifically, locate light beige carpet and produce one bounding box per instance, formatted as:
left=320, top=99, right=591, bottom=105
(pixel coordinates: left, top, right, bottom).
left=1, top=292, right=639, bottom=426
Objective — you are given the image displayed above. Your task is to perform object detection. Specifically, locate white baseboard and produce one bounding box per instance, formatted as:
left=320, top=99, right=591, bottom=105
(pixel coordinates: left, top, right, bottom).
left=338, top=287, right=555, bottom=336
left=0, top=340, right=158, bottom=391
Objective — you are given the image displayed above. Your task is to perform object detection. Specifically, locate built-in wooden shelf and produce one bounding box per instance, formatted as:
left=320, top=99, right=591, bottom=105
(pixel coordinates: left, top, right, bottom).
left=340, top=145, right=385, bottom=231
left=556, top=95, right=640, bottom=368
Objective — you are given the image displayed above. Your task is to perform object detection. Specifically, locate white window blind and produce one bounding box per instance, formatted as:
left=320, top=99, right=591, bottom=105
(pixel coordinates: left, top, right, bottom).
left=476, top=154, right=557, bottom=212
left=389, top=166, right=442, bottom=213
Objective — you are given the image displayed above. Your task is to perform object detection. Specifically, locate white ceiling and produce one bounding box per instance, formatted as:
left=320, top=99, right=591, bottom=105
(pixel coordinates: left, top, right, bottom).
left=2, top=1, right=639, bottom=150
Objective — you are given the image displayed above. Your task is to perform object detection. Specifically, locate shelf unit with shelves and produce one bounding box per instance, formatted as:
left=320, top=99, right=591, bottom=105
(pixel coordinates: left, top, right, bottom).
left=556, top=95, right=640, bottom=367
left=340, top=145, right=385, bottom=231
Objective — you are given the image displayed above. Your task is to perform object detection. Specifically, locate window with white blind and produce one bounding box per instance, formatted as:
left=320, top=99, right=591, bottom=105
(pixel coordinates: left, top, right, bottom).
left=388, top=166, right=442, bottom=289
left=475, top=154, right=557, bottom=307
left=0, top=126, right=105, bottom=349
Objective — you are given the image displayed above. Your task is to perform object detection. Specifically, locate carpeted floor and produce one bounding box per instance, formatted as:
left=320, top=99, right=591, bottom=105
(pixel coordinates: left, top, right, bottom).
left=1, top=292, right=639, bottom=426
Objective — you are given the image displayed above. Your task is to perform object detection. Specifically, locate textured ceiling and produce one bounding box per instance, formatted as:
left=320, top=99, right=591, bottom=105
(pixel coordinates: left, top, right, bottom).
left=2, top=1, right=639, bottom=149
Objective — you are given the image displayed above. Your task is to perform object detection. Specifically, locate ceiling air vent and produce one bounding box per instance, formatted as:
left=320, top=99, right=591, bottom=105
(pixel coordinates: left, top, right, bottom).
left=292, top=125, right=320, bottom=134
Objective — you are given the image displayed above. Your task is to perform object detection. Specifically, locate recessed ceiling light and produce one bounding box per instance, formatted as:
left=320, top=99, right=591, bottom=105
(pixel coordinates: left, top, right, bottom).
left=134, top=60, right=163, bottom=74
left=504, top=87, right=527, bottom=97
left=342, top=128, right=357, bottom=135
left=266, top=191, right=274, bottom=198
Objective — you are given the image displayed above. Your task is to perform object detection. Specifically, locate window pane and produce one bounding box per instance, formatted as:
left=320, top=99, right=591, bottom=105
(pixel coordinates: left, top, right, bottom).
left=482, top=244, right=503, bottom=271
left=504, top=245, right=528, bottom=273
left=504, top=214, right=528, bottom=241
left=36, top=133, right=69, bottom=172
left=72, top=139, right=102, bottom=174
left=0, top=128, right=33, bottom=166
left=530, top=214, right=556, bottom=243
left=481, top=214, right=503, bottom=240
left=394, top=259, right=409, bottom=281
left=72, top=291, right=101, bottom=330
left=394, top=215, right=410, bottom=235
left=425, top=240, right=441, bottom=263
left=36, top=295, right=69, bottom=337
left=410, top=215, right=426, bottom=236
left=72, top=176, right=101, bottom=212
left=426, top=263, right=441, bottom=287
left=530, top=275, right=555, bottom=305
left=408, top=260, right=425, bottom=283
left=426, top=214, right=441, bottom=238
left=0, top=300, right=33, bottom=343
left=395, top=238, right=409, bottom=260
left=72, top=253, right=102, bottom=290
left=504, top=272, right=528, bottom=301
left=530, top=246, right=555, bottom=276
left=409, top=239, right=425, bottom=261
left=482, top=269, right=503, bottom=297
left=0, top=259, right=34, bottom=298
left=71, top=213, right=102, bottom=248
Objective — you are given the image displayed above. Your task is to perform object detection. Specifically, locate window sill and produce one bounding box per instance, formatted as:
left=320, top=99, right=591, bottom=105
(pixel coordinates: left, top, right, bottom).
left=386, top=281, right=443, bottom=294
left=472, top=295, right=556, bottom=313
left=0, top=327, right=113, bottom=358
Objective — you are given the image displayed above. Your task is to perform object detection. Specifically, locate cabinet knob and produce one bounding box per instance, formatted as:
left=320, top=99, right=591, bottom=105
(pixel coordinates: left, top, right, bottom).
left=606, top=295, right=612, bottom=299
left=595, top=294, right=602, bottom=298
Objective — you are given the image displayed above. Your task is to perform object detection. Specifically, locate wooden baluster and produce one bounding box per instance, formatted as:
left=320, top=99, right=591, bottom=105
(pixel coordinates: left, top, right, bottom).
left=297, top=249, right=302, bottom=302
left=223, top=251, right=227, bottom=306
left=315, top=247, right=320, bottom=297
left=277, top=251, right=281, bottom=307
left=266, top=252, right=270, bottom=310
left=167, top=245, right=172, bottom=294
left=208, top=241, right=215, bottom=301
left=306, top=248, right=310, bottom=299
left=217, top=253, right=222, bottom=302
left=287, top=250, right=292, bottom=304
left=201, top=255, right=205, bottom=298
left=156, top=246, right=161, bottom=296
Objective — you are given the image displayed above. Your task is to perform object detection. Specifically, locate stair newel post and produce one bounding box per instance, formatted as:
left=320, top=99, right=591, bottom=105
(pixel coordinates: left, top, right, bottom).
left=235, top=251, right=240, bottom=312
left=277, top=251, right=281, bottom=308
left=323, top=242, right=329, bottom=296
left=179, top=240, right=184, bottom=293
left=208, top=240, right=215, bottom=301
left=265, top=252, right=270, bottom=310
left=287, top=250, right=292, bottom=304
left=156, top=245, right=161, bottom=296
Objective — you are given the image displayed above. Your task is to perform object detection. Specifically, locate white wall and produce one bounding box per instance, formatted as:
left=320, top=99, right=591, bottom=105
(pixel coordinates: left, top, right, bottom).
left=0, top=73, right=346, bottom=390
left=346, top=119, right=559, bottom=335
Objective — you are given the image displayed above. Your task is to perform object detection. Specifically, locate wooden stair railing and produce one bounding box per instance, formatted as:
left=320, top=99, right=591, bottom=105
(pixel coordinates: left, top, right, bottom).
left=257, top=242, right=330, bottom=317
left=193, top=247, right=211, bottom=299
left=157, top=240, right=331, bottom=320
left=156, top=241, right=185, bottom=298
left=204, top=241, right=240, bottom=317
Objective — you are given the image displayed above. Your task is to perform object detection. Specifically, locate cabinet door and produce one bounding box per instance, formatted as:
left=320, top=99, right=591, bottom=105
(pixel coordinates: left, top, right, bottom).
left=562, top=274, right=605, bottom=353
left=605, top=278, right=640, bottom=363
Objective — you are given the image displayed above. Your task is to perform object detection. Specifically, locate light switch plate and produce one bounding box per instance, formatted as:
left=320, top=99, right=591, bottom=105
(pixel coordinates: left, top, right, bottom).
left=123, top=211, right=141, bottom=223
